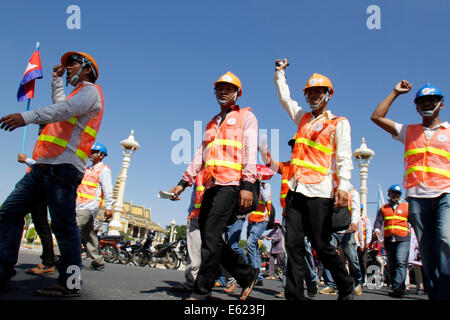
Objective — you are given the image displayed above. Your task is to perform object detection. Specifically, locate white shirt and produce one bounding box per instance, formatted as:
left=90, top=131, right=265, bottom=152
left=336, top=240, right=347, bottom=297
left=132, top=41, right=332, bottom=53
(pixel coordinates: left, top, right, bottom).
left=393, top=121, right=450, bottom=198
left=76, top=162, right=114, bottom=215
left=274, top=69, right=353, bottom=198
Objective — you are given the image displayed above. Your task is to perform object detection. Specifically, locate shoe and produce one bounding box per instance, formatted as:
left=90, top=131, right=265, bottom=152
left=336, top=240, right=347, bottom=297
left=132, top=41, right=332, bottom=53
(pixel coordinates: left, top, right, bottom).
left=240, top=268, right=259, bottom=300
left=354, top=283, right=363, bottom=296
left=307, top=286, right=318, bottom=297
left=25, top=264, right=56, bottom=275
left=388, top=290, right=404, bottom=298
left=337, top=291, right=354, bottom=300
left=34, top=284, right=80, bottom=297
left=224, top=282, right=237, bottom=293
left=256, top=279, right=264, bottom=286
left=84, top=264, right=105, bottom=271
left=319, top=286, right=337, bottom=295
left=266, top=276, right=277, bottom=280
left=275, top=291, right=285, bottom=299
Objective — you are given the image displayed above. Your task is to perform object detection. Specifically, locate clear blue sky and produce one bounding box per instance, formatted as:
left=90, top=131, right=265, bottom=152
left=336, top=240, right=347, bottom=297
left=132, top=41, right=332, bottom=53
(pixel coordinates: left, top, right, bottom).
left=0, top=0, right=449, bottom=231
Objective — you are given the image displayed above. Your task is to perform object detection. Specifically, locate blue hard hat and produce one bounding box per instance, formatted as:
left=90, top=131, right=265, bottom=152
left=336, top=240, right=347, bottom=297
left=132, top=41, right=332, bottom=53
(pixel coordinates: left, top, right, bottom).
left=414, top=83, right=445, bottom=103
left=91, top=142, right=108, bottom=156
left=388, top=184, right=402, bottom=194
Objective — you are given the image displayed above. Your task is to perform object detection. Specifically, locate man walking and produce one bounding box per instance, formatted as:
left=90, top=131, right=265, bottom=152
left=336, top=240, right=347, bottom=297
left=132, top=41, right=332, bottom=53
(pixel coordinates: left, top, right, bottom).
left=76, top=142, right=113, bottom=271
left=0, top=51, right=105, bottom=297
left=169, top=71, right=259, bottom=300
left=371, top=80, right=449, bottom=300
left=274, top=59, right=354, bottom=300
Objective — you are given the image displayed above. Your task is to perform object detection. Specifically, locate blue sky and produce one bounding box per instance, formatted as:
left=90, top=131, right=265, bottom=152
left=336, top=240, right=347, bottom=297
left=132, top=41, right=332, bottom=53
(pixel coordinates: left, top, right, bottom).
left=0, top=0, right=449, bottom=232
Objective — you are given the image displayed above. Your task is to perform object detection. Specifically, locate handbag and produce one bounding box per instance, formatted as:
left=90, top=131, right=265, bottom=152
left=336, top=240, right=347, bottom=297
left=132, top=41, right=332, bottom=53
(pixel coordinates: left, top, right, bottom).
left=330, top=206, right=351, bottom=232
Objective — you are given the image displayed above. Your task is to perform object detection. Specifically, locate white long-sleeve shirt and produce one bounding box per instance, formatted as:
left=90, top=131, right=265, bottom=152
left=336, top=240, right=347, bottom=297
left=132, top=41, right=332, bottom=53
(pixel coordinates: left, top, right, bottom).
left=274, top=69, right=353, bottom=198
left=76, top=162, right=114, bottom=215
left=21, top=77, right=103, bottom=174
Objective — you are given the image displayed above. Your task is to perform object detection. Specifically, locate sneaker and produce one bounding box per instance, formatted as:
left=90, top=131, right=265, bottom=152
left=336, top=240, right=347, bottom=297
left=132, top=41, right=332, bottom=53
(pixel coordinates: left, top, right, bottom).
left=25, top=264, right=56, bottom=275
left=307, top=286, right=319, bottom=297
left=354, top=283, right=363, bottom=296
left=224, top=282, right=237, bottom=293
left=319, top=286, right=337, bottom=295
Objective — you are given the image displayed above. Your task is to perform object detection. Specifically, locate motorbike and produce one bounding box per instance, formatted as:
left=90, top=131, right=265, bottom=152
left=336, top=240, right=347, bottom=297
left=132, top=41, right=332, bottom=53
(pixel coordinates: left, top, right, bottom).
left=116, top=240, right=132, bottom=265
left=173, top=239, right=187, bottom=270
left=98, top=234, right=122, bottom=263
left=131, top=231, right=179, bottom=269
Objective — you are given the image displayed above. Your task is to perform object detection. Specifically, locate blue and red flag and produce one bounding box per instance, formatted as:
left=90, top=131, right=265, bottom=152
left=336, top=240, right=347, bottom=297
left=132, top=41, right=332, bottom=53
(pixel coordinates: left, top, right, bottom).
left=17, top=49, right=43, bottom=102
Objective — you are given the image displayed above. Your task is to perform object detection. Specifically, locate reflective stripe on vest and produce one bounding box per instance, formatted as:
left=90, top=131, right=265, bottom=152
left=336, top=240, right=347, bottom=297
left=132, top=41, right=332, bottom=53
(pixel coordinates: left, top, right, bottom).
left=289, top=113, right=345, bottom=184
left=36, top=83, right=105, bottom=164
left=404, top=124, right=450, bottom=190
left=76, top=163, right=109, bottom=208
left=381, top=203, right=409, bottom=238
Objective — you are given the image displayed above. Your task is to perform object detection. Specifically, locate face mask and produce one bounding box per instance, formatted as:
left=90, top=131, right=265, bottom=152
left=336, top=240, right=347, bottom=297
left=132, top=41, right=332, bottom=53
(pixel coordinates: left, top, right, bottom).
left=217, top=90, right=238, bottom=106
left=308, top=92, right=329, bottom=110
left=418, top=100, right=442, bottom=117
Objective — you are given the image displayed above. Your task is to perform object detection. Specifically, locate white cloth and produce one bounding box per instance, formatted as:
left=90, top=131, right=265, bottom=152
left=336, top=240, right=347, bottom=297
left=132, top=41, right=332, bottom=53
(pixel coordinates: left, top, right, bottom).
left=25, top=158, right=37, bottom=167
left=76, top=161, right=114, bottom=215
left=393, top=121, right=450, bottom=198
left=21, top=77, right=103, bottom=174
left=274, top=69, right=353, bottom=198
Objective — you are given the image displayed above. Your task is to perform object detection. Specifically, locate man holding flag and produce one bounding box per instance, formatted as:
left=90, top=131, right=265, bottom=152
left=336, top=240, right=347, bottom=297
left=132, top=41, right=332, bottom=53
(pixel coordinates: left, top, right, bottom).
left=0, top=50, right=105, bottom=297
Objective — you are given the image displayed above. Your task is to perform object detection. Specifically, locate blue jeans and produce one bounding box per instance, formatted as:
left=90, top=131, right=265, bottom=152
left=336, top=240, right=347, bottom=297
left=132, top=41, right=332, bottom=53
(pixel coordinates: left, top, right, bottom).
left=227, top=218, right=247, bottom=263
left=304, top=237, right=319, bottom=289
left=384, top=240, right=410, bottom=292
left=408, top=194, right=450, bottom=300
left=247, top=221, right=267, bottom=281
left=323, top=232, right=362, bottom=289
left=0, top=164, right=83, bottom=288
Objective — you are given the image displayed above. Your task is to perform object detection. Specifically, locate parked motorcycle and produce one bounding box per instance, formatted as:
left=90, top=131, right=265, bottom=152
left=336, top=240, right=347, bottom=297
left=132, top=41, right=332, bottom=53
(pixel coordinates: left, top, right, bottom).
left=117, top=240, right=132, bottom=265
left=173, top=239, right=187, bottom=270
left=131, top=231, right=179, bottom=269
left=98, top=234, right=122, bottom=263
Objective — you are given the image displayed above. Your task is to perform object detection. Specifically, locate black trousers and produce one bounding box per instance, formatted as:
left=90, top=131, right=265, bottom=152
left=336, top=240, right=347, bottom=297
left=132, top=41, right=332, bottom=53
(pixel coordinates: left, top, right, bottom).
left=192, top=186, right=256, bottom=299
left=358, top=249, right=369, bottom=284
left=30, top=200, right=57, bottom=266
left=284, top=190, right=353, bottom=300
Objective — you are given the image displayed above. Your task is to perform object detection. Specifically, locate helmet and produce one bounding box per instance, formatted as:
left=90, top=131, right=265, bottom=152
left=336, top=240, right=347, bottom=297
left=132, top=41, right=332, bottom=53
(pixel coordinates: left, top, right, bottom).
left=91, top=142, right=108, bottom=156
left=414, top=83, right=444, bottom=103
left=214, top=71, right=242, bottom=97
left=61, top=51, right=99, bottom=81
left=388, top=184, right=402, bottom=194
left=303, top=73, right=334, bottom=96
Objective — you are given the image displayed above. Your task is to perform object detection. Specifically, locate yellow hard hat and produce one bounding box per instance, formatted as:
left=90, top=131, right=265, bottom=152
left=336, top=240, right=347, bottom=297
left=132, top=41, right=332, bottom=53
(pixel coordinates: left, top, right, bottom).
left=61, top=51, right=99, bottom=81
left=303, top=73, right=334, bottom=96
left=214, top=71, right=242, bottom=97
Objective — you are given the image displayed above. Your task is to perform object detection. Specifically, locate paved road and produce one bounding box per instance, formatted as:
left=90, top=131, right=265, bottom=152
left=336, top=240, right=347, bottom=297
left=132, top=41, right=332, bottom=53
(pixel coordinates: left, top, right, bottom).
left=0, top=248, right=427, bottom=302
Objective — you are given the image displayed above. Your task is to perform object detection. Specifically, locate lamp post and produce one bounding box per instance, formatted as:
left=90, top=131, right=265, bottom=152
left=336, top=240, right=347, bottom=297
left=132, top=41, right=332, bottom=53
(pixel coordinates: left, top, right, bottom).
left=108, top=130, right=140, bottom=235
left=169, top=218, right=176, bottom=242
left=353, top=137, right=375, bottom=217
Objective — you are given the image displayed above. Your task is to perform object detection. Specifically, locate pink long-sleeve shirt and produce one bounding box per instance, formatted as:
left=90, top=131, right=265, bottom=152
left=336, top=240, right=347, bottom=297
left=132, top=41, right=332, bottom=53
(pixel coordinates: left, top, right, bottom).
left=181, top=105, right=258, bottom=190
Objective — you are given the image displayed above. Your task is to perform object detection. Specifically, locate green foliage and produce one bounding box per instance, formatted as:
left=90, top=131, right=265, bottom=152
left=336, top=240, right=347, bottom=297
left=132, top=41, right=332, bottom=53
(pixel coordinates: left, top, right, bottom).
left=26, top=228, right=36, bottom=243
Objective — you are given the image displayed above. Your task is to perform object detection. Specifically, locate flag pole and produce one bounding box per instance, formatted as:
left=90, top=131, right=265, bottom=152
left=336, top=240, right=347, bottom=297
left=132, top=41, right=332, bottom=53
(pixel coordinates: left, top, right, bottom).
left=20, top=42, right=40, bottom=154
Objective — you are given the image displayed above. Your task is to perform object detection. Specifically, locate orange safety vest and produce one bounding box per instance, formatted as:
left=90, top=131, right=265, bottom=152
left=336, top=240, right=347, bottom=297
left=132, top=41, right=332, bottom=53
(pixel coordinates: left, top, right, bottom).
left=381, top=202, right=409, bottom=238
left=404, top=124, right=450, bottom=190
left=188, top=106, right=250, bottom=220
left=35, top=83, right=105, bottom=164
left=288, top=112, right=345, bottom=184
left=248, top=192, right=271, bottom=223
left=279, top=161, right=290, bottom=210
left=76, top=163, right=110, bottom=208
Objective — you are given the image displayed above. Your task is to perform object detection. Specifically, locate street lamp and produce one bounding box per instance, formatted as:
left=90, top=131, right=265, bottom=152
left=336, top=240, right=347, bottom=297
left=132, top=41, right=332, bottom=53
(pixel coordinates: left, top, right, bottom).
left=108, top=130, right=140, bottom=236
left=169, top=218, right=176, bottom=242
left=353, top=137, right=375, bottom=217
